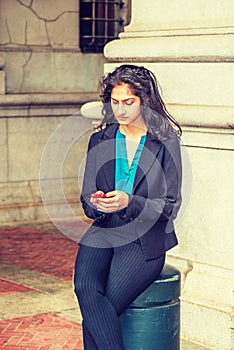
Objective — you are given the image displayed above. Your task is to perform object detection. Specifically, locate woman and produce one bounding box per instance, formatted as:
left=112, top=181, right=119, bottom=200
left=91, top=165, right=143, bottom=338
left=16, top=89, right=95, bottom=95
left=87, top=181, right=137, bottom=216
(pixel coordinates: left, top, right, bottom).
left=74, top=64, right=182, bottom=349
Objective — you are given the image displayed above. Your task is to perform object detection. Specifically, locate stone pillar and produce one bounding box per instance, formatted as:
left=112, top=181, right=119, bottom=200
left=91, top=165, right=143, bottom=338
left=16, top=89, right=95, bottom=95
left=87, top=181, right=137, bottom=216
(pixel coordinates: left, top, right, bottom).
left=0, top=56, right=5, bottom=94
left=104, top=1, right=234, bottom=349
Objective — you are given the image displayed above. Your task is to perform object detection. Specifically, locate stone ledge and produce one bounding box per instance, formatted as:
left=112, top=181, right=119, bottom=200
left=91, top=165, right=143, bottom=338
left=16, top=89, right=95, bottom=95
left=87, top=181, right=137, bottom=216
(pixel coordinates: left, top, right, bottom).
left=121, top=26, right=234, bottom=37
left=0, top=45, right=81, bottom=53
left=168, top=104, right=234, bottom=129
left=0, top=92, right=99, bottom=118
left=0, top=92, right=99, bottom=106
left=0, top=180, right=83, bottom=225
left=105, top=35, right=234, bottom=62
left=181, top=127, right=234, bottom=150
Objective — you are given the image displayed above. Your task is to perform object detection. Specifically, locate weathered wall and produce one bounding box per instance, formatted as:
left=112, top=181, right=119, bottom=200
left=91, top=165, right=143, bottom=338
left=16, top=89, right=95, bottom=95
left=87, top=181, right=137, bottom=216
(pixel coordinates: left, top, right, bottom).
left=104, top=1, right=234, bottom=349
left=0, top=0, right=106, bottom=93
left=0, top=93, right=97, bottom=224
left=0, top=0, right=106, bottom=224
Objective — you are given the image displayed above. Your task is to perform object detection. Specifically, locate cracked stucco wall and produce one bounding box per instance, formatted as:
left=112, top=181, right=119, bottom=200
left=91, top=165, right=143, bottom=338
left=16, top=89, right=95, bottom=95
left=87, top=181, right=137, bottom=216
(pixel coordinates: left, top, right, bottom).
left=0, top=1, right=107, bottom=222
left=0, top=0, right=106, bottom=93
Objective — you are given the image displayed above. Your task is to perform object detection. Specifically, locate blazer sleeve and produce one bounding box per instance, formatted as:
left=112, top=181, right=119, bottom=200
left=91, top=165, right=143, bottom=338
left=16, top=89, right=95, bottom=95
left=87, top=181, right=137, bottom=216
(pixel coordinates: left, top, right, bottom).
left=80, top=134, right=106, bottom=221
left=125, top=136, right=182, bottom=224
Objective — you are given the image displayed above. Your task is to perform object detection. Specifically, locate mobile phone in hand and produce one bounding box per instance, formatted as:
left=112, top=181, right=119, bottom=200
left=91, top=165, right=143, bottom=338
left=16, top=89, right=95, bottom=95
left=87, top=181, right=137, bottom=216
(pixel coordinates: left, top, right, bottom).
left=91, top=193, right=107, bottom=199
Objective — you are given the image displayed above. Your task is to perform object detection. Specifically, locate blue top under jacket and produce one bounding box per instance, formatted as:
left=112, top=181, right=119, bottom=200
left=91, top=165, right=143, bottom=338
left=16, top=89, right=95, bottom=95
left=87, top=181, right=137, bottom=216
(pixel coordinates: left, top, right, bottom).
left=115, top=129, right=146, bottom=194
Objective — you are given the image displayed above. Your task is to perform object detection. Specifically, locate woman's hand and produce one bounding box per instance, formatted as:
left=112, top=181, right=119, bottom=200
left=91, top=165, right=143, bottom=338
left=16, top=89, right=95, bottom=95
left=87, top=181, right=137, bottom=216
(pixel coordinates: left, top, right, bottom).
left=92, top=190, right=129, bottom=213
left=90, top=191, right=105, bottom=202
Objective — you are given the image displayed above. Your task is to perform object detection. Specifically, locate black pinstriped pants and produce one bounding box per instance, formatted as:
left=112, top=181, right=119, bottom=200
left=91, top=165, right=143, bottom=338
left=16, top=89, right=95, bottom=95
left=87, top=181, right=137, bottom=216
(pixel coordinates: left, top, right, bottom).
left=74, top=240, right=165, bottom=350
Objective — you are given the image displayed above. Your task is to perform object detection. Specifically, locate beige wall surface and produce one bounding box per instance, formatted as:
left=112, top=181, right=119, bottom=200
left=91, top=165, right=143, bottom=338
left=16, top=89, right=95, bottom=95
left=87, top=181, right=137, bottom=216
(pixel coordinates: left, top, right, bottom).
left=0, top=0, right=105, bottom=223
left=0, top=0, right=106, bottom=93
left=0, top=95, right=96, bottom=225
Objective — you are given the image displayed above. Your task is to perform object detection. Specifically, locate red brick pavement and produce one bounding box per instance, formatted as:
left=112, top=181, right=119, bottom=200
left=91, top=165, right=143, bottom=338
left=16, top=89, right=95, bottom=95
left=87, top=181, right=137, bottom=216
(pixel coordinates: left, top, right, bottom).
left=0, top=226, right=79, bottom=281
left=0, top=313, right=83, bottom=349
left=0, top=223, right=85, bottom=349
left=0, top=279, right=34, bottom=296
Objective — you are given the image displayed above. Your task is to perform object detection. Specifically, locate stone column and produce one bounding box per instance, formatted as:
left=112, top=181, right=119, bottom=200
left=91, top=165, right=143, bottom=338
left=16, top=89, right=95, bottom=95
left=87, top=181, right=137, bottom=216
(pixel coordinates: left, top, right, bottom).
left=104, top=1, right=234, bottom=349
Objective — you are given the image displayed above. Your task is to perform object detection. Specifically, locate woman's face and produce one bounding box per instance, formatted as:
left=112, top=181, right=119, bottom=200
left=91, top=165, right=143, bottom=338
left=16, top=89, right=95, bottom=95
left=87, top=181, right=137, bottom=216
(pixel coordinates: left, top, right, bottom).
left=111, top=84, right=144, bottom=127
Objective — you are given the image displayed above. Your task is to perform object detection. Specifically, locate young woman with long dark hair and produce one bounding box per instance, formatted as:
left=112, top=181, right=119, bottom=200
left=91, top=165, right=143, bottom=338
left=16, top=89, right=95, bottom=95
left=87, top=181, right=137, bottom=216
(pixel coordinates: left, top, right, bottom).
left=74, top=64, right=182, bottom=349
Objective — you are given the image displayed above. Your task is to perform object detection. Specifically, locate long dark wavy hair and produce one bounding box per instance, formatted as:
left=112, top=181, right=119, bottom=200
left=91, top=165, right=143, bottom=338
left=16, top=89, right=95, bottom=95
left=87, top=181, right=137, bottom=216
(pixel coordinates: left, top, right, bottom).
left=98, top=64, right=182, bottom=140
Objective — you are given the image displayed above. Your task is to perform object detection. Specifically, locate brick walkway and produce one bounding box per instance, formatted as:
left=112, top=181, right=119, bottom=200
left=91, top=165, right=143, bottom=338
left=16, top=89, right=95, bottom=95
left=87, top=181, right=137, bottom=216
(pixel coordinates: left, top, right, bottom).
left=0, top=226, right=78, bottom=280
left=0, top=223, right=83, bottom=349
left=0, top=222, right=210, bottom=350
left=0, top=314, right=83, bottom=349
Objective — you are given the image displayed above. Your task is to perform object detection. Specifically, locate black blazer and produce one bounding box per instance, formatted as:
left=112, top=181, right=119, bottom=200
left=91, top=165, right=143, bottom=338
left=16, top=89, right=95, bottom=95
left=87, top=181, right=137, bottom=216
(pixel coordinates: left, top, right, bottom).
left=80, top=123, right=182, bottom=260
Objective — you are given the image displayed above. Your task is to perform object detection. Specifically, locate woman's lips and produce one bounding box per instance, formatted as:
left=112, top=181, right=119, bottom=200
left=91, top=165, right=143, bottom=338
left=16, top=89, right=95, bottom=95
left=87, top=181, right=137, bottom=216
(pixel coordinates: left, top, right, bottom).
left=117, top=116, right=128, bottom=120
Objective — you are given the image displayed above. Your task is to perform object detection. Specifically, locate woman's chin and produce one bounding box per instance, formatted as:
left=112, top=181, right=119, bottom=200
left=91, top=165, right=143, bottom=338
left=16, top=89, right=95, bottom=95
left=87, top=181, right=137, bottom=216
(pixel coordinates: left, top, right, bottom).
left=117, top=118, right=129, bottom=125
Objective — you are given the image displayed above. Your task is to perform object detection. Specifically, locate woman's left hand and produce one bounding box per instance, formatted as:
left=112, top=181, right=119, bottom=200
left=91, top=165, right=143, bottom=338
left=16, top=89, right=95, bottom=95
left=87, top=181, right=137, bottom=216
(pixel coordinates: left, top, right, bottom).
left=93, top=190, right=129, bottom=213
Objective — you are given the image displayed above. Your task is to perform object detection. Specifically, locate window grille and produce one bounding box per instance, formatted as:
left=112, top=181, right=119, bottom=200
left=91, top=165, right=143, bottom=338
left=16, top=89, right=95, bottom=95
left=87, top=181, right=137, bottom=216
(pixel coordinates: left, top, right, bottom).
left=79, top=0, right=125, bottom=53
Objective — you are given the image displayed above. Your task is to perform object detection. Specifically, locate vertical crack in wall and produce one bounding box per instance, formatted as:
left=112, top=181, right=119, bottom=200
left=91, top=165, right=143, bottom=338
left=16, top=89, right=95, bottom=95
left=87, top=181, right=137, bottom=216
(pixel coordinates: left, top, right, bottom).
left=19, top=20, right=33, bottom=92
left=17, top=0, right=52, bottom=48
left=24, top=19, right=28, bottom=46
left=19, top=51, right=33, bottom=92
left=44, top=21, right=52, bottom=47
left=5, top=19, right=12, bottom=44
left=50, top=43, right=59, bottom=91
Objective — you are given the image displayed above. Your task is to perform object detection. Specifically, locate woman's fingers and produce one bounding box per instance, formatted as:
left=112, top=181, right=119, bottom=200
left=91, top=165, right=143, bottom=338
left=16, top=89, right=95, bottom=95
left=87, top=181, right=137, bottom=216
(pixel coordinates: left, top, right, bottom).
left=92, top=190, right=129, bottom=213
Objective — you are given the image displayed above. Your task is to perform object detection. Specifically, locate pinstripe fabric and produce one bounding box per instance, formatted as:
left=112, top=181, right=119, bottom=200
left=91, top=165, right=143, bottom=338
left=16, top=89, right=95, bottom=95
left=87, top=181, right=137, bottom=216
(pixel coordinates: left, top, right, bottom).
left=74, top=241, right=165, bottom=350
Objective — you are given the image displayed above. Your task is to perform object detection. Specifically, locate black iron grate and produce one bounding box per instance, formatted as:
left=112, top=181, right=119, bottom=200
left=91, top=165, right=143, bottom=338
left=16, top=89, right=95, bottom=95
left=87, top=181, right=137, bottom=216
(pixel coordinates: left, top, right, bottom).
left=80, top=0, right=124, bottom=53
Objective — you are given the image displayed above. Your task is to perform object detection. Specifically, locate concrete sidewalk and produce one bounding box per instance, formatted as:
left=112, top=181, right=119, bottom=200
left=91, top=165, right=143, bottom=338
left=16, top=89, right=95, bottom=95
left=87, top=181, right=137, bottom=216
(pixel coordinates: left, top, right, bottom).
left=0, top=222, right=211, bottom=349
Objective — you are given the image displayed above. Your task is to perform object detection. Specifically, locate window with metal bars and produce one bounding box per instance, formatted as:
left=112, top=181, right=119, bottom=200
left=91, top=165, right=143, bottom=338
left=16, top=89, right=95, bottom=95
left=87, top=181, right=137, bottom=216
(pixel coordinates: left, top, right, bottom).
left=79, top=0, right=125, bottom=53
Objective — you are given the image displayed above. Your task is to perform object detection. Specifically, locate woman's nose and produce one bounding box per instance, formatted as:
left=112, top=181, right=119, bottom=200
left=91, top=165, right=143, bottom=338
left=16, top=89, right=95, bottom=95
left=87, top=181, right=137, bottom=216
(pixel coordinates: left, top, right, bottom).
left=118, top=102, right=125, bottom=115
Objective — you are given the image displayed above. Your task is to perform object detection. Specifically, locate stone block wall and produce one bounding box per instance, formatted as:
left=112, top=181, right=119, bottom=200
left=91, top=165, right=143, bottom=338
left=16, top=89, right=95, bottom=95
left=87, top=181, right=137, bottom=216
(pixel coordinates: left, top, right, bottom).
left=0, top=0, right=107, bottom=225
left=0, top=93, right=97, bottom=225
left=0, top=0, right=106, bottom=93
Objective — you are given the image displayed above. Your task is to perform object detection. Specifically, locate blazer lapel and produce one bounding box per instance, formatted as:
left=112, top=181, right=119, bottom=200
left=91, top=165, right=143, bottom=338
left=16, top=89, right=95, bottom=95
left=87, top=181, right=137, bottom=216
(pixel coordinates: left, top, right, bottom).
left=133, top=134, right=162, bottom=191
left=97, top=124, right=118, bottom=190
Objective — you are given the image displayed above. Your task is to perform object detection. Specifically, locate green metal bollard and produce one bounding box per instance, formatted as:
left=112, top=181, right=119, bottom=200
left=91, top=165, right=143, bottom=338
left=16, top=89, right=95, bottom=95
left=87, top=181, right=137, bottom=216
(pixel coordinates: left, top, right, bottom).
left=120, top=264, right=181, bottom=350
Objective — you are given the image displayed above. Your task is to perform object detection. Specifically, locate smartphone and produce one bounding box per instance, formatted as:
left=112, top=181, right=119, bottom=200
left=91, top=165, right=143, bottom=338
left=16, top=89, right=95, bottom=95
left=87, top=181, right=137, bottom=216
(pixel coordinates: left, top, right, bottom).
left=91, top=193, right=107, bottom=199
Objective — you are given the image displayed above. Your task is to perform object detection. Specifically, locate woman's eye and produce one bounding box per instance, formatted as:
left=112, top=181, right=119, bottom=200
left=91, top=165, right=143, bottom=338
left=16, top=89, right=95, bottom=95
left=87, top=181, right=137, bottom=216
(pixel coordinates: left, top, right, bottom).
left=125, top=100, right=134, bottom=106
left=111, top=99, right=135, bottom=106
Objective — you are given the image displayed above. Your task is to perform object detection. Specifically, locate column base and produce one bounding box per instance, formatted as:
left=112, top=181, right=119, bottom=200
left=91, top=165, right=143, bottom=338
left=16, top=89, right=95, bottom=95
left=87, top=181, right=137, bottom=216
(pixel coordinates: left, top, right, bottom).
left=166, top=256, right=233, bottom=350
